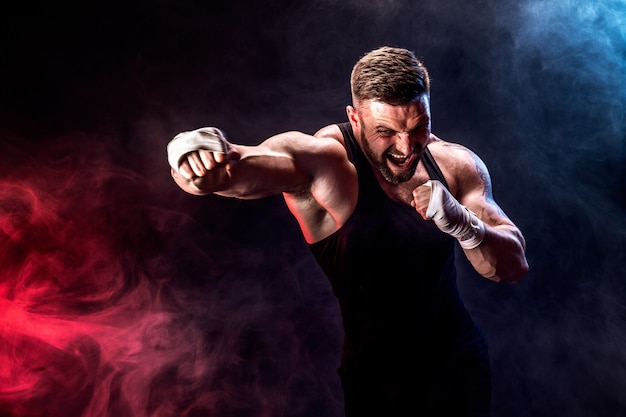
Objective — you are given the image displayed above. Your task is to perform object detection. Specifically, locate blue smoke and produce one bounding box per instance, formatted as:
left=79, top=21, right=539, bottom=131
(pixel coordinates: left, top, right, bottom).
left=454, top=2, right=625, bottom=416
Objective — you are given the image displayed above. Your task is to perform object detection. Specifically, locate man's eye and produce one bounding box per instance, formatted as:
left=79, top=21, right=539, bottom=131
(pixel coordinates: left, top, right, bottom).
left=377, top=130, right=393, bottom=136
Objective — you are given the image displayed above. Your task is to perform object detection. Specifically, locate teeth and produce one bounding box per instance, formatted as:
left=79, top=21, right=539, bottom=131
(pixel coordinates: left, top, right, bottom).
left=388, top=153, right=409, bottom=165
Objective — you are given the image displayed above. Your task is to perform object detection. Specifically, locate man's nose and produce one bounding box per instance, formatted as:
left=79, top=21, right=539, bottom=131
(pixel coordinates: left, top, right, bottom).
left=395, top=133, right=413, bottom=155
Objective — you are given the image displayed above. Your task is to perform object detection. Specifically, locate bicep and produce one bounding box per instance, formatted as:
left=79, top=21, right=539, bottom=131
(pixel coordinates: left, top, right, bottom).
left=221, top=131, right=348, bottom=199
left=457, top=151, right=528, bottom=257
left=454, top=148, right=514, bottom=228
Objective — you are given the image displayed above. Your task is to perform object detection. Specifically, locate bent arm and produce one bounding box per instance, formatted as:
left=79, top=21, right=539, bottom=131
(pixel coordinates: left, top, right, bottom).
left=412, top=143, right=528, bottom=283
left=456, top=151, right=529, bottom=283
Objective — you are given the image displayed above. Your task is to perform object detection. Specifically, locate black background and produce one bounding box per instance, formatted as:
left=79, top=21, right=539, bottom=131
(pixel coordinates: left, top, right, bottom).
left=0, top=1, right=624, bottom=416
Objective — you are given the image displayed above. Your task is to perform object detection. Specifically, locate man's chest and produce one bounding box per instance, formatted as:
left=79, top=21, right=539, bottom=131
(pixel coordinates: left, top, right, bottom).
left=376, top=163, right=434, bottom=205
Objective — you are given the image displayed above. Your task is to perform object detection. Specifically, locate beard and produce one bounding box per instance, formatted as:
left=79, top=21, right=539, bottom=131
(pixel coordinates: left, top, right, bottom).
left=359, top=129, right=420, bottom=184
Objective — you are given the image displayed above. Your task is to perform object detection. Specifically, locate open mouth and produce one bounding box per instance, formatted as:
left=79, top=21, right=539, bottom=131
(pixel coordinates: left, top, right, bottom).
left=386, top=151, right=412, bottom=168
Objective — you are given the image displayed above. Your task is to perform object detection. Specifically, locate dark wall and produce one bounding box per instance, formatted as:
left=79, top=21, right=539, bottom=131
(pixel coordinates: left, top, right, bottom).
left=0, top=1, right=624, bottom=416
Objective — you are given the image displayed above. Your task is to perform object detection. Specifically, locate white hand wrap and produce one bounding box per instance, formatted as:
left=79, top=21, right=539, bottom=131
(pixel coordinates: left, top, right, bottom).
left=425, top=180, right=485, bottom=249
left=167, top=127, right=227, bottom=172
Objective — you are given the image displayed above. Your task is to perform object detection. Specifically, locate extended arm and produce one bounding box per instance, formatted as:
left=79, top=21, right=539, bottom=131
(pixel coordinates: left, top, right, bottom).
left=169, top=128, right=315, bottom=198
left=167, top=126, right=358, bottom=243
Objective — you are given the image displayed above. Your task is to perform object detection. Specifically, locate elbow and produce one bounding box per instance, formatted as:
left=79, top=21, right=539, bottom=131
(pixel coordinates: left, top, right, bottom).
left=489, top=257, right=529, bottom=284
left=512, top=258, right=529, bottom=283
left=504, top=239, right=530, bottom=283
left=502, top=265, right=528, bottom=284
left=474, top=250, right=528, bottom=283
left=480, top=230, right=529, bottom=284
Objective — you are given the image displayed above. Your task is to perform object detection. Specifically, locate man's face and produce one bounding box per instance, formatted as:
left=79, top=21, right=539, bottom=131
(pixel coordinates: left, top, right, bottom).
left=348, top=95, right=432, bottom=184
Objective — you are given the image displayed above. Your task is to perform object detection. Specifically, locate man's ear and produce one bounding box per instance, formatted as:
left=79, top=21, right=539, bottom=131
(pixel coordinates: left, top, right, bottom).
left=346, top=105, right=359, bottom=126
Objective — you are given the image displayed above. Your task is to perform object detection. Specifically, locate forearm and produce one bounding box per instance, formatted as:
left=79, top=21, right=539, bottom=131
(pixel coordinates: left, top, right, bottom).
left=172, top=146, right=306, bottom=199
left=412, top=180, right=528, bottom=283
left=212, top=148, right=308, bottom=199
left=464, top=224, right=528, bottom=283
left=168, top=129, right=314, bottom=199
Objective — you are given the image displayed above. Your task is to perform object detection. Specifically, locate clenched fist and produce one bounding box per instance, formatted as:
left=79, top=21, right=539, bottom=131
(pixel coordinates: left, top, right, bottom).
left=412, top=180, right=485, bottom=249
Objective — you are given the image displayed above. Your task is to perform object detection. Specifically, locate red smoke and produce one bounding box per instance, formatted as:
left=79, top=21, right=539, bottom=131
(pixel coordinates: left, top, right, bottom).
left=0, top=131, right=179, bottom=416
left=0, top=131, right=343, bottom=417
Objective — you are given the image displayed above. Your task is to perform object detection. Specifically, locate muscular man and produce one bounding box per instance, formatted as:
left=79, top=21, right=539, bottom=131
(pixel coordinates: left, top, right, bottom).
left=167, top=46, right=528, bottom=416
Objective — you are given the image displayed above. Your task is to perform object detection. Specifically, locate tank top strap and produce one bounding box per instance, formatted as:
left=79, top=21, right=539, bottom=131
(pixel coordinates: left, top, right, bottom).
left=422, top=147, right=450, bottom=190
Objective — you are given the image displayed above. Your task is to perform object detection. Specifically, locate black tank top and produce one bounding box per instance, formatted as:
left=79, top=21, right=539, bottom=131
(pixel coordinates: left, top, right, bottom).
left=308, top=122, right=482, bottom=363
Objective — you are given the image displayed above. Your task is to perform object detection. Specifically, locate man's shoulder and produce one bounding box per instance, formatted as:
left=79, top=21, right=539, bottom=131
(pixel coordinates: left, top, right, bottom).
left=314, top=123, right=344, bottom=141
left=425, top=136, right=487, bottom=193
left=427, top=136, right=478, bottom=166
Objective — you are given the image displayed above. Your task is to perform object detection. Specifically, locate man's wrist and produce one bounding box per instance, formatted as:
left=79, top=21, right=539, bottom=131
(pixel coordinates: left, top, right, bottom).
left=456, top=208, right=485, bottom=249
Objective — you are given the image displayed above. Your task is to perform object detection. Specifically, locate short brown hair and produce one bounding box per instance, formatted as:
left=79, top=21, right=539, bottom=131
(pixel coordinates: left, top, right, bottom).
left=350, top=46, right=430, bottom=106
